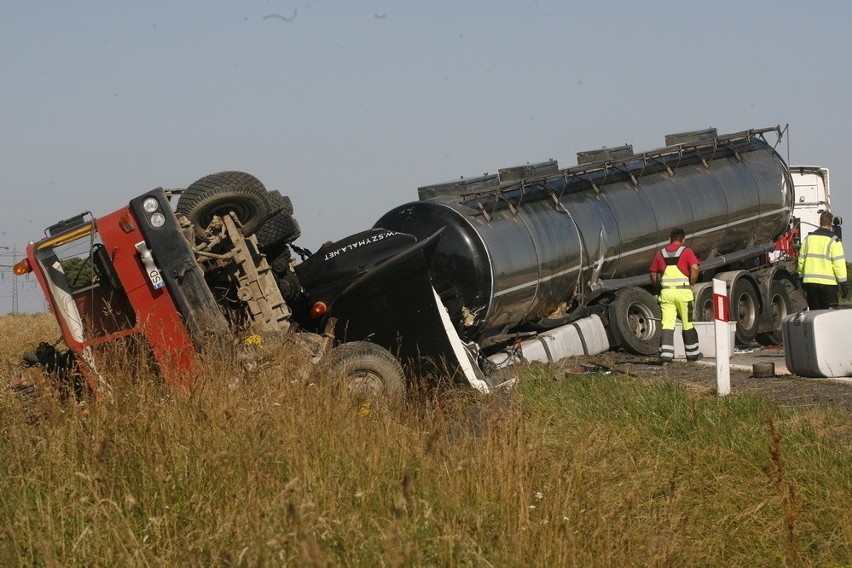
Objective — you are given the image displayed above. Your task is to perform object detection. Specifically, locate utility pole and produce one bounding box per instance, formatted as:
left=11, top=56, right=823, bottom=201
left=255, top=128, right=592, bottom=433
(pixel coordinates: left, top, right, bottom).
left=0, top=245, right=17, bottom=314
left=11, top=246, right=17, bottom=314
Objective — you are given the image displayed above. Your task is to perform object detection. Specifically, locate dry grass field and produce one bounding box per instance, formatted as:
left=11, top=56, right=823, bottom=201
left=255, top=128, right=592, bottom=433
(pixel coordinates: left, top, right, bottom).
left=0, top=313, right=61, bottom=377
left=1, top=312, right=851, bottom=566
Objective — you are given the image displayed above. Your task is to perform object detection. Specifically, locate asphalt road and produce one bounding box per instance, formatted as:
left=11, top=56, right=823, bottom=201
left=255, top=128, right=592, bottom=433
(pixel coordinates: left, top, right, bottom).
left=582, top=348, right=852, bottom=421
left=711, top=344, right=852, bottom=385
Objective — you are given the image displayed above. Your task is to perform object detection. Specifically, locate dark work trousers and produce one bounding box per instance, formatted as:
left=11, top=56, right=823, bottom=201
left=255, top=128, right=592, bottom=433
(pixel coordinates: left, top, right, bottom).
left=803, top=283, right=839, bottom=310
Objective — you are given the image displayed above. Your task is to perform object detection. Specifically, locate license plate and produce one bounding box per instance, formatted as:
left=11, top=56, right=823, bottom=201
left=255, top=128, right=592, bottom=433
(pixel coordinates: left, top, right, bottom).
left=135, top=241, right=166, bottom=290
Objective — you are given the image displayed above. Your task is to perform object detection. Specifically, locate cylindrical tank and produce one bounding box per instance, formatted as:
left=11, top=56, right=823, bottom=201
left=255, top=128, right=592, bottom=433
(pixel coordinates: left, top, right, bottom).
left=375, top=131, right=793, bottom=343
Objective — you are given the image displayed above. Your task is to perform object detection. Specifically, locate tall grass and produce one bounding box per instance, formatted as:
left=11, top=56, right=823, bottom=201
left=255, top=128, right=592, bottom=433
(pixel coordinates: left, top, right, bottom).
left=1, top=316, right=851, bottom=565
left=0, top=313, right=60, bottom=373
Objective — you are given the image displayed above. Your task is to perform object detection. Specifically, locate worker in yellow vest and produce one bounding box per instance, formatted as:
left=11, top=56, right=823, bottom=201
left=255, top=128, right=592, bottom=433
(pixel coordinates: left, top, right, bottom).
left=649, top=228, right=701, bottom=364
left=797, top=211, right=848, bottom=310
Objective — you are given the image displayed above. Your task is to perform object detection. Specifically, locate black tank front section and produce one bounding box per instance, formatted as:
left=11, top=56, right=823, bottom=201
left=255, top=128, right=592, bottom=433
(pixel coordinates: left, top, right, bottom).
left=295, top=228, right=417, bottom=306
left=374, top=202, right=492, bottom=340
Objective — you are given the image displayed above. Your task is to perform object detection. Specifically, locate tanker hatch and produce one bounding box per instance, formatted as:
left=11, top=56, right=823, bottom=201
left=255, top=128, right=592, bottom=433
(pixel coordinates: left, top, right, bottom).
left=418, top=173, right=499, bottom=201
left=664, top=128, right=718, bottom=146
left=498, top=160, right=559, bottom=184
left=577, top=144, right=633, bottom=165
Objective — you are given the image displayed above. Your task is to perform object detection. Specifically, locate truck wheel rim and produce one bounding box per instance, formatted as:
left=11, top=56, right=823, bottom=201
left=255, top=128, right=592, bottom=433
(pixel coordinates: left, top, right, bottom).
left=628, top=302, right=657, bottom=340
left=770, top=292, right=787, bottom=324
left=347, top=370, right=384, bottom=397
left=737, top=293, right=757, bottom=328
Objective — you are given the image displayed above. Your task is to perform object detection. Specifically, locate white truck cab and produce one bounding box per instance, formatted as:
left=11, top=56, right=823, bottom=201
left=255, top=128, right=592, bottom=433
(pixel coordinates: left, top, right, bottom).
left=790, top=165, right=833, bottom=233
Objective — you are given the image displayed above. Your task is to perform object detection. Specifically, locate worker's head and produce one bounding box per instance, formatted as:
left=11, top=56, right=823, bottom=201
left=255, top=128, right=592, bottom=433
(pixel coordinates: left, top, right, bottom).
left=820, top=211, right=834, bottom=228
left=669, top=228, right=685, bottom=243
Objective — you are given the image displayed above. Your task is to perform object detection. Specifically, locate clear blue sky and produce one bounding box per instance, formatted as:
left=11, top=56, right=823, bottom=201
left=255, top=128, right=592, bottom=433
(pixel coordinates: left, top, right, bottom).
left=2, top=1, right=851, bottom=313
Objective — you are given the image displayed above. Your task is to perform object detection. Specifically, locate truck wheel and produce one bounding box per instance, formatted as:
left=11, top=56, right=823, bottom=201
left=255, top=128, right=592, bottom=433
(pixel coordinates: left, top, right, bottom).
left=693, top=284, right=714, bottom=322
left=264, top=190, right=294, bottom=216
left=327, top=341, right=405, bottom=407
left=756, top=280, right=790, bottom=346
left=732, top=278, right=760, bottom=345
left=256, top=211, right=301, bottom=256
left=607, top=287, right=661, bottom=356
left=177, top=171, right=272, bottom=239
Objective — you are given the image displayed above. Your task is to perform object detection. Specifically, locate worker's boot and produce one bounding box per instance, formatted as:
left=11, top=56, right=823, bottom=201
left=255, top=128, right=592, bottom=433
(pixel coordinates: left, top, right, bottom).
left=683, top=327, right=703, bottom=362
left=659, top=329, right=675, bottom=365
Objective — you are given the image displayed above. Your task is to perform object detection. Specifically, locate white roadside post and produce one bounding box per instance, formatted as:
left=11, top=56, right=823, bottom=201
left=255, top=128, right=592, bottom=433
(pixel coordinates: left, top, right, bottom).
left=713, top=278, right=731, bottom=396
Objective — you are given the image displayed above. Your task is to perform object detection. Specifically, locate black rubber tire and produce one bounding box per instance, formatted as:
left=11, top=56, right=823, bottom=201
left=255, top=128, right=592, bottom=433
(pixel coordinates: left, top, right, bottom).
left=177, top=171, right=271, bottom=239
left=264, top=190, right=294, bottom=216
left=256, top=211, right=301, bottom=255
left=694, top=285, right=715, bottom=322
left=607, top=287, right=661, bottom=356
left=327, top=341, right=405, bottom=406
left=731, top=278, right=760, bottom=346
left=756, top=280, right=791, bottom=346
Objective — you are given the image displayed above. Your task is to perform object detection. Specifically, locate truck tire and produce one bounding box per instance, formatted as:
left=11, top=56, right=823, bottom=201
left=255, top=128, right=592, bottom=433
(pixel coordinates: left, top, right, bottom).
left=256, top=211, right=301, bottom=256
left=607, top=287, right=661, bottom=356
left=264, top=190, right=294, bottom=216
left=756, top=280, right=790, bottom=346
left=693, top=284, right=714, bottom=322
left=327, top=341, right=405, bottom=407
left=177, top=171, right=272, bottom=239
left=732, top=278, right=760, bottom=345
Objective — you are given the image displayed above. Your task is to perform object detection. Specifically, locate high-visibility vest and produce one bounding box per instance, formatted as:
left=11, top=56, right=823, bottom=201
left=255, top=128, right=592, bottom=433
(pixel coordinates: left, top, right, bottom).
left=660, top=246, right=690, bottom=289
left=798, top=231, right=847, bottom=286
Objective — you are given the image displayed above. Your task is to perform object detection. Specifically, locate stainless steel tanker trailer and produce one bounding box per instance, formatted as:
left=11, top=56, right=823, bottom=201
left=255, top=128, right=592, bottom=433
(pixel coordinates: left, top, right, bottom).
left=375, top=125, right=806, bottom=359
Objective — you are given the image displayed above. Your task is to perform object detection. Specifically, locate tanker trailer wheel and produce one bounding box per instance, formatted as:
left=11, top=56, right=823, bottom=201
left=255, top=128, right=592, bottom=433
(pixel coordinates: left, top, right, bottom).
left=693, top=284, right=715, bottom=322
left=755, top=280, right=791, bottom=346
left=327, top=341, right=405, bottom=407
left=731, top=278, right=760, bottom=346
left=256, top=211, right=301, bottom=257
left=607, top=287, right=661, bottom=356
left=177, top=171, right=272, bottom=239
